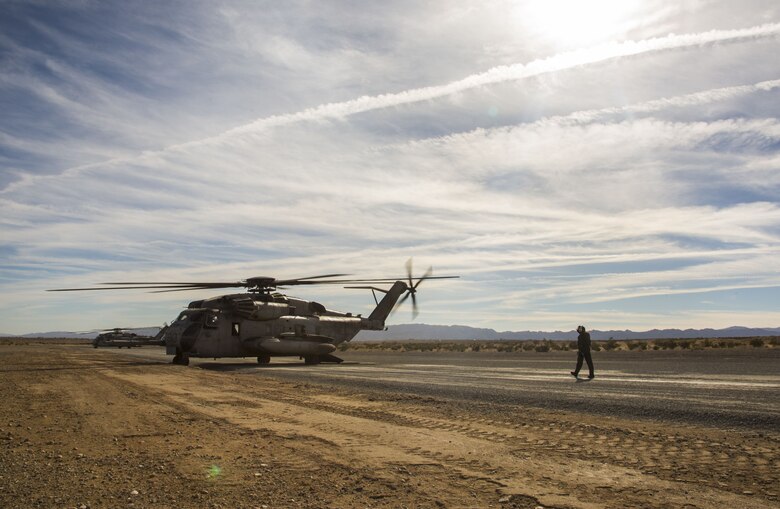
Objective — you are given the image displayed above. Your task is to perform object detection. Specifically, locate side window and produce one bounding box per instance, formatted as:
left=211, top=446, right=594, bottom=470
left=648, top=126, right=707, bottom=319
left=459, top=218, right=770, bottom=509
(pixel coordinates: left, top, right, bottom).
left=232, top=323, right=240, bottom=336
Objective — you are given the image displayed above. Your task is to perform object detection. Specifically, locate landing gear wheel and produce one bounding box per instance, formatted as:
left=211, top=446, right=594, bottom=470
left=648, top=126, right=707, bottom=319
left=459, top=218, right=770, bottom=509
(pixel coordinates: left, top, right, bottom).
left=257, top=355, right=271, bottom=365
left=171, top=349, right=190, bottom=366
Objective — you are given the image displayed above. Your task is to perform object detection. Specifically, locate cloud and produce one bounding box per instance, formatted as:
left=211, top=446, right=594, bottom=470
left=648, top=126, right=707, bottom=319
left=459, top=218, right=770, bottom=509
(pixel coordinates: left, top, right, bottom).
left=2, top=5, right=779, bottom=333
left=5, top=21, right=780, bottom=195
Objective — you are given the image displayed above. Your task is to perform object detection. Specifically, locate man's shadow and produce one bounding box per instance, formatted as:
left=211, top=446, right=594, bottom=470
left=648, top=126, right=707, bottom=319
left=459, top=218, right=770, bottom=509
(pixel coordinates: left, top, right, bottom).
left=575, top=377, right=594, bottom=383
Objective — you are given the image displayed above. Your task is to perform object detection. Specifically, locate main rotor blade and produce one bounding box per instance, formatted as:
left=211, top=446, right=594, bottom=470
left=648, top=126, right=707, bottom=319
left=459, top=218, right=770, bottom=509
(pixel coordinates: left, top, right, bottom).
left=48, top=282, right=245, bottom=291
left=264, top=276, right=459, bottom=285
left=283, top=273, right=352, bottom=281
left=149, top=287, right=236, bottom=293
left=49, top=275, right=459, bottom=292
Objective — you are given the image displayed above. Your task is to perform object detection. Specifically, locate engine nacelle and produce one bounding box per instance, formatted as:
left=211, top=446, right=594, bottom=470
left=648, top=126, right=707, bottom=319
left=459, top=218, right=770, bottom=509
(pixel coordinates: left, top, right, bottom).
left=232, top=298, right=290, bottom=321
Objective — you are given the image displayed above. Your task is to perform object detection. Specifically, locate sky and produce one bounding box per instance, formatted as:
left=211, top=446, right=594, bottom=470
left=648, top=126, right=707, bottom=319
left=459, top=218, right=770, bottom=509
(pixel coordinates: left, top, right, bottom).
left=1, top=0, right=780, bottom=335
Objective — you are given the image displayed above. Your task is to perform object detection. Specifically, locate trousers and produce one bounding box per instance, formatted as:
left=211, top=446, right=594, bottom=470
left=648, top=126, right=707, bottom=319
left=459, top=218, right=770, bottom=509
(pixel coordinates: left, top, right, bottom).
left=575, top=349, right=594, bottom=377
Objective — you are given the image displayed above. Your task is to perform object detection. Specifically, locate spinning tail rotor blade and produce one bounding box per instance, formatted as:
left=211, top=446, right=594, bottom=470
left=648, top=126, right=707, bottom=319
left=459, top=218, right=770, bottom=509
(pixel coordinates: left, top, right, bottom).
left=392, top=259, right=444, bottom=319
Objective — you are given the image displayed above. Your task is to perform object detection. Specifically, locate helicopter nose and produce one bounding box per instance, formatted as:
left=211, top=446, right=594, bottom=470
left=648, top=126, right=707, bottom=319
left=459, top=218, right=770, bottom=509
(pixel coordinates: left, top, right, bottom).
left=180, top=322, right=201, bottom=351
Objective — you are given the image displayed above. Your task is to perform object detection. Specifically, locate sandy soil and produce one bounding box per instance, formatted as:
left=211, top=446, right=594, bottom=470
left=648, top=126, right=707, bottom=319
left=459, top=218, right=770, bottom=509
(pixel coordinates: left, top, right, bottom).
left=1, top=343, right=778, bottom=509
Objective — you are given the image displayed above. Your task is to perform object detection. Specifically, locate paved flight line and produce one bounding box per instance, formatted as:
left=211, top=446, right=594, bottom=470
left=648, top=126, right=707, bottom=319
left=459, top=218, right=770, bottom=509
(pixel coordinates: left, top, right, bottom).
left=273, top=364, right=780, bottom=390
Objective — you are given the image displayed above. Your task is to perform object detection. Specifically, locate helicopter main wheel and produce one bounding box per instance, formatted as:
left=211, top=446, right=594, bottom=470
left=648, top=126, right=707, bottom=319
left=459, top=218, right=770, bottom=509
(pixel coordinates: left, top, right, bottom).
left=304, top=356, right=321, bottom=365
left=257, top=355, right=271, bottom=365
left=171, top=349, right=190, bottom=366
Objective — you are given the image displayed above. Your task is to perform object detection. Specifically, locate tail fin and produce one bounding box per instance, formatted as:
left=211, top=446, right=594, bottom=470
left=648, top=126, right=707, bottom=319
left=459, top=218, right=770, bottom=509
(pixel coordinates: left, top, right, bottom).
left=367, top=281, right=407, bottom=325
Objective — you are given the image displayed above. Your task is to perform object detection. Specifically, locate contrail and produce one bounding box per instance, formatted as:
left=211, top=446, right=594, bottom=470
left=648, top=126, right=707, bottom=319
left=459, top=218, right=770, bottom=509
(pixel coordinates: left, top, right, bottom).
left=4, top=22, right=779, bottom=194
left=206, top=22, right=780, bottom=141
left=370, top=79, right=780, bottom=153
left=543, top=79, right=780, bottom=126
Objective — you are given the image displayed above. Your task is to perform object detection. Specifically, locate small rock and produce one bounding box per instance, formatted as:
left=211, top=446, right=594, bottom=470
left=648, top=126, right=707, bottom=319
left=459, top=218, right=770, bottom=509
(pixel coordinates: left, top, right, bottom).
left=499, top=496, right=511, bottom=502
left=130, top=490, right=139, bottom=496
left=742, top=491, right=754, bottom=496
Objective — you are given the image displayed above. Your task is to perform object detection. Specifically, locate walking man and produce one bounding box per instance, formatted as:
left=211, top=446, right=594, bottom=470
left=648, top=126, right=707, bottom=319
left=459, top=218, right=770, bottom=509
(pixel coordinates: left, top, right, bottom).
left=571, top=325, right=595, bottom=379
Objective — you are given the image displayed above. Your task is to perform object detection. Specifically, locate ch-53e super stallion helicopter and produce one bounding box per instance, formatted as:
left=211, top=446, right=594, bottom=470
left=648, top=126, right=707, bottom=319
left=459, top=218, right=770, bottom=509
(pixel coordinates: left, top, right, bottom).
left=50, top=261, right=457, bottom=366
left=92, top=327, right=166, bottom=349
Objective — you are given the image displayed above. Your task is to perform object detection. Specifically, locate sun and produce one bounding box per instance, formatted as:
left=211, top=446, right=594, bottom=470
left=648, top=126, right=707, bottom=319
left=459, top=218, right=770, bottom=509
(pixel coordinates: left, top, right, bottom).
left=517, top=0, right=645, bottom=49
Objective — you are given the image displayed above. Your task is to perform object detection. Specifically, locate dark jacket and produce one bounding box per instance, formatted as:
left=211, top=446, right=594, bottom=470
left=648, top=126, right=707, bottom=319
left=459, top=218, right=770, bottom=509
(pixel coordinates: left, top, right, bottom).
left=577, top=331, right=591, bottom=352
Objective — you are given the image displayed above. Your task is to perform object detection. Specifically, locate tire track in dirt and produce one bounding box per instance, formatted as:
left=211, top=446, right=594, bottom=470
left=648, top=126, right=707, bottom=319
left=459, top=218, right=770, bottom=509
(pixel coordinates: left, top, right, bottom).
left=231, top=387, right=779, bottom=498
left=105, top=365, right=778, bottom=509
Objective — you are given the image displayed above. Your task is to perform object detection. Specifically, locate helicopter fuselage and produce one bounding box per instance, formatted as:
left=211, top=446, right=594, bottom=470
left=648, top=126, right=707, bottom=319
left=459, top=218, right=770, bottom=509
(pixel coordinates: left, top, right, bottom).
left=163, top=284, right=403, bottom=364
left=47, top=262, right=456, bottom=366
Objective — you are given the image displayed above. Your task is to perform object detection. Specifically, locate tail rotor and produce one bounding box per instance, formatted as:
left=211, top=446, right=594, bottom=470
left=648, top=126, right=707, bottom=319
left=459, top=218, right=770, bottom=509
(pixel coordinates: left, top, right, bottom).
left=394, top=258, right=433, bottom=319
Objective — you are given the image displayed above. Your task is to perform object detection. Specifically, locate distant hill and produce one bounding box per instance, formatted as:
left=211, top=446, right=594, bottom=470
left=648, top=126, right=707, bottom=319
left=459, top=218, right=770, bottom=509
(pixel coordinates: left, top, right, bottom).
left=4, top=324, right=779, bottom=341
left=10, top=327, right=162, bottom=339
left=355, top=324, right=780, bottom=341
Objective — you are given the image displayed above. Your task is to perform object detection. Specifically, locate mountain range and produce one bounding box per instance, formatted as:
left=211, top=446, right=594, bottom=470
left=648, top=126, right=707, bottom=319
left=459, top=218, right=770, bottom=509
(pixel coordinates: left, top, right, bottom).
left=355, top=324, right=780, bottom=340
left=3, top=324, right=779, bottom=340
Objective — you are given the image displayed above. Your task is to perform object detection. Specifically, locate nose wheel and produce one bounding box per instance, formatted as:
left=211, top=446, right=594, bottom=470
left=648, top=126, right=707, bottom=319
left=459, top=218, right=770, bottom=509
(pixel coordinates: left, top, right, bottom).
left=171, top=349, right=190, bottom=366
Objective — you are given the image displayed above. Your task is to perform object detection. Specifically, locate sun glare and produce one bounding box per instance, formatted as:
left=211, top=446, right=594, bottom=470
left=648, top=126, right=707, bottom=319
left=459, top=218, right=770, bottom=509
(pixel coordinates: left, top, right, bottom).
left=518, top=0, right=644, bottom=49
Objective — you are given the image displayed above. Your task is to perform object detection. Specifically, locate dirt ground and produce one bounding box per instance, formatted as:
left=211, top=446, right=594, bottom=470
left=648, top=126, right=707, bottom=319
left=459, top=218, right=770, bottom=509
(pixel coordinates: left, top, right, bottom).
left=1, top=343, right=778, bottom=509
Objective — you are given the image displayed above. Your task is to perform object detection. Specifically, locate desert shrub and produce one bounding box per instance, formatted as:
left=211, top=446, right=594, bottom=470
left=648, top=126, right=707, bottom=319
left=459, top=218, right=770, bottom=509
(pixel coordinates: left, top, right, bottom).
left=770, top=337, right=780, bottom=346
left=603, top=339, right=618, bottom=351
left=534, top=342, right=550, bottom=352
left=749, top=338, right=764, bottom=348
left=679, top=340, right=691, bottom=349
left=656, top=339, right=677, bottom=350
left=522, top=342, right=536, bottom=351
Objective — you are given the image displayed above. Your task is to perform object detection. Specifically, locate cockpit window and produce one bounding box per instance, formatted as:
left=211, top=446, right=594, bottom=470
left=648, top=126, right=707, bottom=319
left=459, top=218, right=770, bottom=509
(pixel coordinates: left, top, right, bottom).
left=205, top=313, right=219, bottom=328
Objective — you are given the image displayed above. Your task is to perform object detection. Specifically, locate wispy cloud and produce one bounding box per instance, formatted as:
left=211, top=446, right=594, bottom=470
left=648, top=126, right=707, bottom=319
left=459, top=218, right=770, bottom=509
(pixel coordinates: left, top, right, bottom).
left=2, top=3, right=779, bottom=333
left=5, top=22, right=780, bottom=194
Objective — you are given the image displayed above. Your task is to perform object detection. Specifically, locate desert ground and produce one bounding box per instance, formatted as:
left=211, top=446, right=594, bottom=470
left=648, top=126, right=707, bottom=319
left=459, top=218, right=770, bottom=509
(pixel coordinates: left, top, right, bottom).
left=1, top=340, right=778, bottom=509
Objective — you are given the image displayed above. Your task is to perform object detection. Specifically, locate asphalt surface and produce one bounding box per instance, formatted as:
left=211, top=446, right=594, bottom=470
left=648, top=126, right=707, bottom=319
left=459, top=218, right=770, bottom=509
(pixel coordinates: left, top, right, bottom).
left=114, top=347, right=780, bottom=431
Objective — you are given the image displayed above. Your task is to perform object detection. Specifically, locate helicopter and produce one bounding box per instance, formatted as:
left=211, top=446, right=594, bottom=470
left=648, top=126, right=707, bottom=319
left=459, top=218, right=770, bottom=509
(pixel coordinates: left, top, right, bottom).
left=50, top=260, right=457, bottom=366
left=92, top=327, right=167, bottom=349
